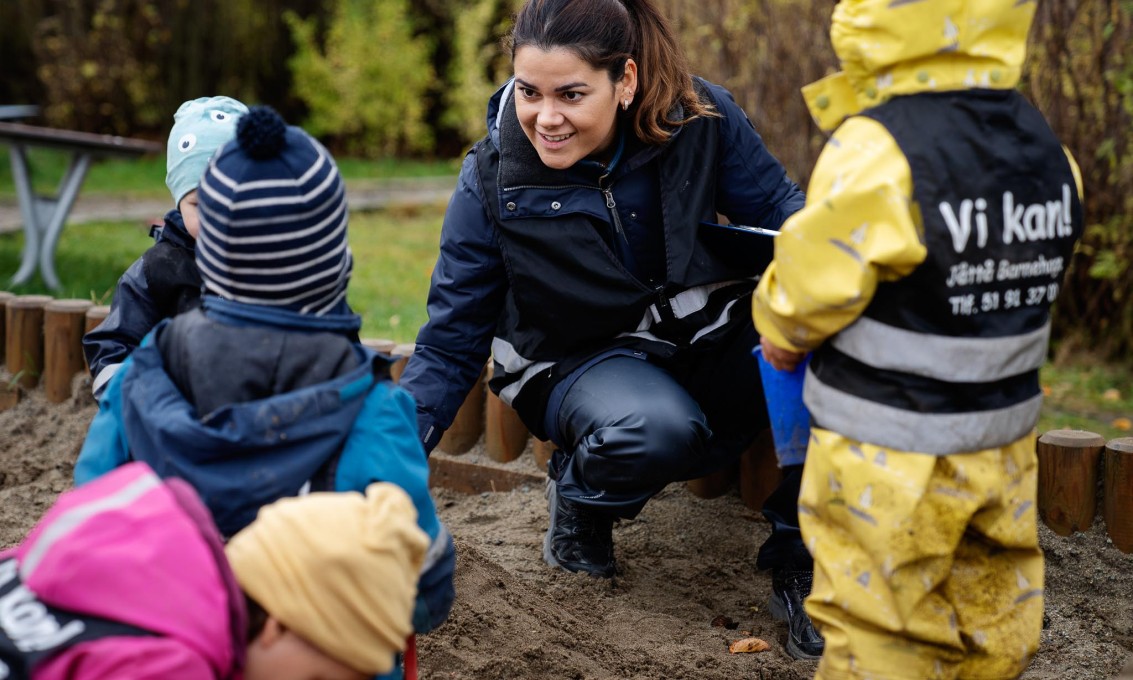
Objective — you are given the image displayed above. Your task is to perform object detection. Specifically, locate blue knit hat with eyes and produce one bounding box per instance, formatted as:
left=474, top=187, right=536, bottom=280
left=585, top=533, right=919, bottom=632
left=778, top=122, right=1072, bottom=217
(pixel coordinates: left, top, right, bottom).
left=196, top=106, right=353, bottom=316
left=166, top=96, right=249, bottom=208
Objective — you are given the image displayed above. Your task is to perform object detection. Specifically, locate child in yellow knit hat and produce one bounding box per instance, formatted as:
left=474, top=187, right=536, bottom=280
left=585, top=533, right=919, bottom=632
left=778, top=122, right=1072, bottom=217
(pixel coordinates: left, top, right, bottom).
left=228, top=482, right=429, bottom=679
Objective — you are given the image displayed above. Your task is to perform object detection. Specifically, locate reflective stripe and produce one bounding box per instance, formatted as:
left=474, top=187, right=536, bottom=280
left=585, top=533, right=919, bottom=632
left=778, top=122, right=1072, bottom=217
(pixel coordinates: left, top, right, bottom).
left=616, top=328, right=676, bottom=346
left=646, top=280, right=751, bottom=323
left=691, top=297, right=740, bottom=343
left=492, top=336, right=554, bottom=406
left=804, top=368, right=1042, bottom=454
left=20, top=472, right=162, bottom=579
left=420, top=525, right=451, bottom=575
left=832, top=318, right=1050, bottom=382
left=91, top=363, right=121, bottom=398
left=498, top=360, right=554, bottom=405
left=491, top=336, right=535, bottom=375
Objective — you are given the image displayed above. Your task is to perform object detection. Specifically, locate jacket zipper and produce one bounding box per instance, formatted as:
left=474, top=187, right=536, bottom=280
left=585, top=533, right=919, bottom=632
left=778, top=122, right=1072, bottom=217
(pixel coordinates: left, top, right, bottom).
left=602, top=187, right=628, bottom=242
left=598, top=171, right=628, bottom=243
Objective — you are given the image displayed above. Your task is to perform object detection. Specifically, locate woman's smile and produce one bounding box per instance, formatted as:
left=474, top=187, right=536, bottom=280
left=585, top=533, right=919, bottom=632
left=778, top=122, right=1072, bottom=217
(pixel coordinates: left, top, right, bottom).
left=539, top=131, right=575, bottom=146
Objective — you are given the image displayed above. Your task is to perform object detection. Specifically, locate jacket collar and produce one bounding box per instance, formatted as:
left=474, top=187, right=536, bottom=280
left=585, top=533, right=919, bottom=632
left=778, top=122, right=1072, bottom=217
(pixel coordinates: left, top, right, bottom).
left=201, top=295, right=362, bottom=334
left=154, top=209, right=196, bottom=249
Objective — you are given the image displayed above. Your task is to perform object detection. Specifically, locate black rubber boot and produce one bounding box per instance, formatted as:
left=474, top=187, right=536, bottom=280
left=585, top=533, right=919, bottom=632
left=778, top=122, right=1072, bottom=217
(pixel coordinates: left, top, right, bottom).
left=543, top=478, right=616, bottom=578
left=769, top=564, right=825, bottom=660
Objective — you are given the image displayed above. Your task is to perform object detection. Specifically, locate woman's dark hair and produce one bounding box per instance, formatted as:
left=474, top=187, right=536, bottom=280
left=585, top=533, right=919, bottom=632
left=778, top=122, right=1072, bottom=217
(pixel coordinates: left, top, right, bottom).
left=507, top=0, right=716, bottom=145
left=244, top=593, right=269, bottom=643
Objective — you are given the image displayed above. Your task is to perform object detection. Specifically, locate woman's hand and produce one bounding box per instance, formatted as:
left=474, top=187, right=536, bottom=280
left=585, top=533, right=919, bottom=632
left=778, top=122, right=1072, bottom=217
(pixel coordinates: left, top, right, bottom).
left=760, top=336, right=807, bottom=372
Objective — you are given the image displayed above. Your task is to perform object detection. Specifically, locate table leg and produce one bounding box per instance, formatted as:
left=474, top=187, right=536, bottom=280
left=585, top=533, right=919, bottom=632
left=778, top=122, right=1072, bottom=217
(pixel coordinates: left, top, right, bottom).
left=7, top=146, right=92, bottom=290
left=8, top=143, right=39, bottom=286
left=38, top=152, right=92, bottom=290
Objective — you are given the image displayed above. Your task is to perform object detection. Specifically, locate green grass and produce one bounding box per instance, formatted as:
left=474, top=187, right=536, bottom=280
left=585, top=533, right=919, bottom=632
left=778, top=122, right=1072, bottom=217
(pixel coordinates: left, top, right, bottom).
left=0, top=147, right=459, bottom=201
left=1038, top=360, right=1133, bottom=441
left=0, top=207, right=443, bottom=343
left=343, top=206, right=442, bottom=342
left=0, top=220, right=154, bottom=304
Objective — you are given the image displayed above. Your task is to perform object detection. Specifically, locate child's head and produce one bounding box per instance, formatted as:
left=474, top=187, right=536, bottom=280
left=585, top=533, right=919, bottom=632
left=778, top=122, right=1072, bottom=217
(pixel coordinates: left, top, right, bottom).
left=166, top=96, right=249, bottom=237
left=195, top=105, right=353, bottom=315
left=225, top=483, right=429, bottom=680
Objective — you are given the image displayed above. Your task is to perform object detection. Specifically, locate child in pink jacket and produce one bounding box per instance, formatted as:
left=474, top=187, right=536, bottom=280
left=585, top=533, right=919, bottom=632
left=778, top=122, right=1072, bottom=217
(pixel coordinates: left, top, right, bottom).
left=0, top=462, right=427, bottom=680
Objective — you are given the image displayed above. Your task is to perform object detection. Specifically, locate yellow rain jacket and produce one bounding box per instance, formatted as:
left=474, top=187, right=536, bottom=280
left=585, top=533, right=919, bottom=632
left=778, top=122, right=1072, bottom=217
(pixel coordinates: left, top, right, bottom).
left=753, top=2, right=1084, bottom=678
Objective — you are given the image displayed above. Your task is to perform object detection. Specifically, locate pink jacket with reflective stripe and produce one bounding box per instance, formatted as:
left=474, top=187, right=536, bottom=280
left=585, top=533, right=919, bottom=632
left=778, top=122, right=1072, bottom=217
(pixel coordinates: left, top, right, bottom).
left=2, top=462, right=244, bottom=679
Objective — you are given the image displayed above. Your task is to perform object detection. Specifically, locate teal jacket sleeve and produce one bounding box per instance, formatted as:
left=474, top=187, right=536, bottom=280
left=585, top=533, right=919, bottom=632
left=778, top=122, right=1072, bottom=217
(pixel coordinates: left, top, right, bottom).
left=337, top=380, right=455, bottom=634
left=74, top=353, right=135, bottom=485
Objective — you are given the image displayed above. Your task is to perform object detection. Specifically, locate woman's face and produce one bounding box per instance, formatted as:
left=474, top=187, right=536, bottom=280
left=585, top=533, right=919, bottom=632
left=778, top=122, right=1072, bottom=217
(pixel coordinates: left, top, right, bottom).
left=513, top=46, right=637, bottom=170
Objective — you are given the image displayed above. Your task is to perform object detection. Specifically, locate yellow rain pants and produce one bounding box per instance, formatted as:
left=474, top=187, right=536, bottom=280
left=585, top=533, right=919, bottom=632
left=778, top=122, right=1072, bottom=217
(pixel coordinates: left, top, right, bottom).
left=799, top=428, right=1043, bottom=680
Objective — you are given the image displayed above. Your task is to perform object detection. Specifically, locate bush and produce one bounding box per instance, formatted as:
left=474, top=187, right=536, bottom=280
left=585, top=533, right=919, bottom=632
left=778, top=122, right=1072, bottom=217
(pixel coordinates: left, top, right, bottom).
left=32, top=0, right=165, bottom=135
left=441, top=0, right=520, bottom=145
left=286, top=0, right=435, bottom=157
left=1023, top=0, right=1133, bottom=360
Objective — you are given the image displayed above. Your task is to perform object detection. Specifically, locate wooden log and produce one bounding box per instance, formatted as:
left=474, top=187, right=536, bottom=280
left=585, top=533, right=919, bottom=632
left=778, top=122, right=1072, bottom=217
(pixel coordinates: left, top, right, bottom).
left=43, top=299, right=93, bottom=403
left=0, top=291, right=14, bottom=364
left=687, top=463, right=737, bottom=499
left=1103, top=437, right=1133, bottom=553
left=484, top=362, right=529, bottom=463
left=361, top=337, right=398, bottom=354
left=389, top=343, right=415, bottom=383
left=5, top=294, right=53, bottom=390
left=1036, top=429, right=1105, bottom=536
left=532, top=438, right=555, bottom=473
left=84, top=304, right=111, bottom=334
left=437, top=364, right=486, bottom=455
left=739, top=428, right=782, bottom=512
left=0, top=381, right=18, bottom=412
left=427, top=455, right=545, bottom=495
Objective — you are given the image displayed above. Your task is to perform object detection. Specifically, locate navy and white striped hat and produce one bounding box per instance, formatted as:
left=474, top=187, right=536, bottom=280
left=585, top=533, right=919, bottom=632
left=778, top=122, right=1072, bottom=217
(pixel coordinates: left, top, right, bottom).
left=196, top=106, right=352, bottom=315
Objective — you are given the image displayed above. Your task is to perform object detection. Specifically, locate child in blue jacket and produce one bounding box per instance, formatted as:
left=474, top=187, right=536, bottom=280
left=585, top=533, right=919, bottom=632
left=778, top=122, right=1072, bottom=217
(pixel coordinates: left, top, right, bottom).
left=84, top=96, right=248, bottom=398
left=74, top=106, right=455, bottom=650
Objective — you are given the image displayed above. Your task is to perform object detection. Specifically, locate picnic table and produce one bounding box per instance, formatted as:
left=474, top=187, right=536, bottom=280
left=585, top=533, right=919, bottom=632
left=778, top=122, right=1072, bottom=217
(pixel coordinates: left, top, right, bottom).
left=0, top=120, right=162, bottom=289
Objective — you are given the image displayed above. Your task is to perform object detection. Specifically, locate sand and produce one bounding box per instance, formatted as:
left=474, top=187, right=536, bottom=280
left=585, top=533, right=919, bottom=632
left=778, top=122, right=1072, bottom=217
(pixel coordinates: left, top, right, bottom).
left=2, top=377, right=1131, bottom=679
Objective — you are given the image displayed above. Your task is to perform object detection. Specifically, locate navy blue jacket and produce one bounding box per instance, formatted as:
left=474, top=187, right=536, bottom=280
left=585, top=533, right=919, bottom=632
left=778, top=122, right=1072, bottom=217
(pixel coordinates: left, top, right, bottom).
left=400, top=78, right=804, bottom=452
left=83, top=209, right=201, bottom=397
left=74, top=297, right=455, bottom=637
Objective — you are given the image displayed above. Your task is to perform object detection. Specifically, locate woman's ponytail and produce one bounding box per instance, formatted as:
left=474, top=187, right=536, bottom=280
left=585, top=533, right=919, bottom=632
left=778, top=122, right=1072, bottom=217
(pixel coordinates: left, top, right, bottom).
left=619, top=0, right=716, bottom=144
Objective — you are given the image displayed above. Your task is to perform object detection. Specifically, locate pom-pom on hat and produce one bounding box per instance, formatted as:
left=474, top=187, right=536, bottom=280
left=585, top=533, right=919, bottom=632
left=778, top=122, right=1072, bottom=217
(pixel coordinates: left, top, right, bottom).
left=225, top=483, right=428, bottom=676
left=166, top=96, right=248, bottom=208
left=196, top=106, right=353, bottom=315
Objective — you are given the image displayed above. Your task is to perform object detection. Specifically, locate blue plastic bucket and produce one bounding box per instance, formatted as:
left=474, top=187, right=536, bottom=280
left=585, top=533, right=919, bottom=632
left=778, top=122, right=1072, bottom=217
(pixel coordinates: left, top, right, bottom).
left=753, top=346, right=812, bottom=467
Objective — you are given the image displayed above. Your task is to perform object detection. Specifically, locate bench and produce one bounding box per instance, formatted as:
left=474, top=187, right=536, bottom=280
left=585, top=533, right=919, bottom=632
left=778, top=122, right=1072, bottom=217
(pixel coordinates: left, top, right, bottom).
left=0, top=121, right=162, bottom=289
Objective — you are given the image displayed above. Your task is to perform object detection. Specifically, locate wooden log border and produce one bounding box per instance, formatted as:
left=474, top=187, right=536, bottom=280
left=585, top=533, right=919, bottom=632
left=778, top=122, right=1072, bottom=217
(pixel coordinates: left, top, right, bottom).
left=3, top=290, right=1129, bottom=541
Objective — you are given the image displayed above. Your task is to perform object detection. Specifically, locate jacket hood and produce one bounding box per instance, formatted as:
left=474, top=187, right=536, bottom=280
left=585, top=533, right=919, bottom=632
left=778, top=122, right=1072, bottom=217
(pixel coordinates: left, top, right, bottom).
left=120, top=331, right=378, bottom=536
left=803, top=0, right=1038, bottom=132
left=10, top=463, right=242, bottom=677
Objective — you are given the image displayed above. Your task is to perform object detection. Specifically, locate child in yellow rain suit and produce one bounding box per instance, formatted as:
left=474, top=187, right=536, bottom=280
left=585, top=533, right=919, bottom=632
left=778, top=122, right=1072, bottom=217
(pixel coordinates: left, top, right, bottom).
left=753, top=1, right=1084, bottom=678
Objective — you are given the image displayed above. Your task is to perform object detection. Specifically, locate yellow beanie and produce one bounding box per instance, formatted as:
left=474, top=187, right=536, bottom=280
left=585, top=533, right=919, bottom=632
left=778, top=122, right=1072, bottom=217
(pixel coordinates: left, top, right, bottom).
left=225, top=483, right=429, bottom=675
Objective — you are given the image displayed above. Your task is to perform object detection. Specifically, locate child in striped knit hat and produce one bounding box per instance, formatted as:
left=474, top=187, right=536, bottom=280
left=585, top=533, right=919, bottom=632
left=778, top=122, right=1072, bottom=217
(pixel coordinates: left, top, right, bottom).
left=73, top=107, right=455, bottom=662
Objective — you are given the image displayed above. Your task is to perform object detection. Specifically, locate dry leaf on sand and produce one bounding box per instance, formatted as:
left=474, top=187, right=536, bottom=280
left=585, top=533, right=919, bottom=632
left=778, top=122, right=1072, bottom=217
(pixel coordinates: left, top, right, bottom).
left=728, top=637, right=770, bottom=654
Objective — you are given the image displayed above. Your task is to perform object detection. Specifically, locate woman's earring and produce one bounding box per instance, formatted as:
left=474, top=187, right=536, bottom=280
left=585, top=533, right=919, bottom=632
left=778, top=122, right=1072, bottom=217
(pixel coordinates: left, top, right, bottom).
left=622, top=99, right=630, bottom=111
